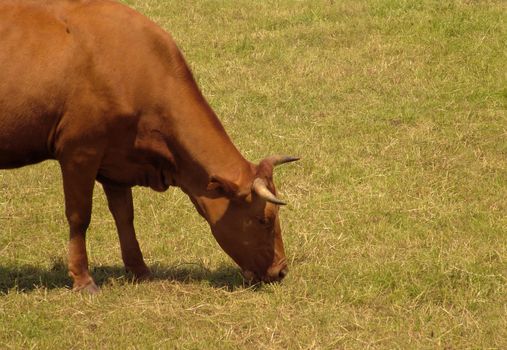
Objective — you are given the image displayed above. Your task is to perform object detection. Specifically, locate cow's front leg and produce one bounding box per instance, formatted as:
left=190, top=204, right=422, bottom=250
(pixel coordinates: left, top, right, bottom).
left=60, top=156, right=100, bottom=293
left=102, top=184, right=151, bottom=280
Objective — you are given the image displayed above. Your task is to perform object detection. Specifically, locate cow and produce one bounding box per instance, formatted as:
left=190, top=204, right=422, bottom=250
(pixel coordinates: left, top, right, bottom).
left=0, top=0, right=298, bottom=293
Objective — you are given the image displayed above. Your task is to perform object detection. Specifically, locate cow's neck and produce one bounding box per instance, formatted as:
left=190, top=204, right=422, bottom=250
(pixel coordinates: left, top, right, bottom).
left=163, top=82, right=252, bottom=198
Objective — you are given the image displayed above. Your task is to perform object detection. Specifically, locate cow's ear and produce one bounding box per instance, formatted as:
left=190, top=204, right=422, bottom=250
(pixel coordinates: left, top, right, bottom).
left=207, top=175, right=240, bottom=196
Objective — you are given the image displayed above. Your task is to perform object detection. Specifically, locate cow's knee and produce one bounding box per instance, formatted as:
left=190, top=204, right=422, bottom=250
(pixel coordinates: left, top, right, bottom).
left=66, top=212, right=91, bottom=234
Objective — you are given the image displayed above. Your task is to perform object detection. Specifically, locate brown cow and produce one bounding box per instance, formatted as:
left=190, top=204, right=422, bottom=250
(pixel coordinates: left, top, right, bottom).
left=0, top=0, right=298, bottom=292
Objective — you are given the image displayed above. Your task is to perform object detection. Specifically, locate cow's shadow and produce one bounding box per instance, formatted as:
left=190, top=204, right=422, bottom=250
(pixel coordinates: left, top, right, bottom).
left=0, top=259, right=248, bottom=294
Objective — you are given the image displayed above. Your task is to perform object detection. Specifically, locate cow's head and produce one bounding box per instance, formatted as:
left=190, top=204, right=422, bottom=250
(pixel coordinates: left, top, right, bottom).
left=194, top=155, right=299, bottom=283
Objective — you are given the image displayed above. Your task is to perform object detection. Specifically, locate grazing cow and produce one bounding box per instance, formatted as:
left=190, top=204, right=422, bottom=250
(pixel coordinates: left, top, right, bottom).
left=0, top=0, right=298, bottom=292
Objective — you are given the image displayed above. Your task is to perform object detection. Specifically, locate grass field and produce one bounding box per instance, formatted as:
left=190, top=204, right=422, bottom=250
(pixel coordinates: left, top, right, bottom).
left=1, top=0, right=506, bottom=348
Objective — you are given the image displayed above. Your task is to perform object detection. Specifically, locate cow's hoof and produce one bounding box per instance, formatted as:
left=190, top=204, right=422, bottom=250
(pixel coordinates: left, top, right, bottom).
left=73, top=281, right=100, bottom=294
left=130, top=266, right=152, bottom=282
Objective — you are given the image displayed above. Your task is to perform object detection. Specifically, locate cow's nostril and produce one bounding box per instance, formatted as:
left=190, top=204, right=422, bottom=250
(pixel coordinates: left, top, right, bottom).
left=278, top=267, right=288, bottom=279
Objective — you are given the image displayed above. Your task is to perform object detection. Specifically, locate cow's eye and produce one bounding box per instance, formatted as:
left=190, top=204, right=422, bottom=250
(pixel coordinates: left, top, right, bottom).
left=257, top=217, right=271, bottom=226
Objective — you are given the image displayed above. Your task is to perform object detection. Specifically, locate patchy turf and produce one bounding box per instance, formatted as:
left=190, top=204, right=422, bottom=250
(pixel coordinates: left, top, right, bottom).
left=1, top=0, right=506, bottom=348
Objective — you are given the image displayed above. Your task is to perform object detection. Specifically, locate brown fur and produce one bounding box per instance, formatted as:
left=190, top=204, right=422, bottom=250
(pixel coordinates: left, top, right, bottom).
left=0, top=0, right=293, bottom=291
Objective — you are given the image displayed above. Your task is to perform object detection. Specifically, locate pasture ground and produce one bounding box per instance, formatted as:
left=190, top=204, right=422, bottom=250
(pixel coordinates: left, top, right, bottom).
left=1, top=0, right=506, bottom=348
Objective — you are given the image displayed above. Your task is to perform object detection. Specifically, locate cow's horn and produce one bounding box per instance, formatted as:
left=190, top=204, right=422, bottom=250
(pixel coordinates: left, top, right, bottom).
left=252, top=178, right=287, bottom=205
left=267, top=155, right=300, bottom=167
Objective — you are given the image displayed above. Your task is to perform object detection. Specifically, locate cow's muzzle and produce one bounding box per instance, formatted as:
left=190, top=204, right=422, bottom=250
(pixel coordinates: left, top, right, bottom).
left=242, top=261, right=288, bottom=284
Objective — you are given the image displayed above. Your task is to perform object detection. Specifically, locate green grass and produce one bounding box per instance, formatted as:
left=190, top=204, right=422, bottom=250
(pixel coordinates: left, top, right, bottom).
left=1, top=0, right=506, bottom=348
